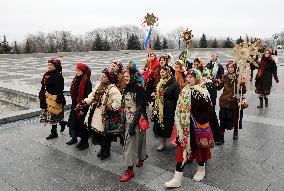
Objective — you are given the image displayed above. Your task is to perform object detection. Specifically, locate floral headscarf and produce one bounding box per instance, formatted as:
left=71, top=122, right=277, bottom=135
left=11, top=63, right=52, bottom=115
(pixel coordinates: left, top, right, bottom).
left=102, top=68, right=118, bottom=84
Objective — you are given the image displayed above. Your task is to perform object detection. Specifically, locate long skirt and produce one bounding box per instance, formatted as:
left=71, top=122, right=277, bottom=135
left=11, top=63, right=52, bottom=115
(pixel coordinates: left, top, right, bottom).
left=123, top=124, right=147, bottom=167
left=210, top=108, right=221, bottom=142
left=219, top=107, right=243, bottom=130
left=176, top=120, right=211, bottom=163
left=40, top=109, right=64, bottom=124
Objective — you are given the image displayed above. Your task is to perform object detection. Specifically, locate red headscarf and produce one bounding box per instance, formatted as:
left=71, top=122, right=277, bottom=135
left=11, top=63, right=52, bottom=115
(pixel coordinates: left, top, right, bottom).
left=149, top=53, right=160, bottom=70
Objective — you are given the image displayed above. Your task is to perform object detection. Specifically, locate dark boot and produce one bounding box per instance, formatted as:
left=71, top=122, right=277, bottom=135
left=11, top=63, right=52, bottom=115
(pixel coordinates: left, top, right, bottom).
left=257, top=97, right=263, bottom=108
left=220, top=128, right=225, bottom=144
left=100, top=145, right=110, bottom=160
left=77, top=139, right=89, bottom=150
left=59, top=121, right=67, bottom=132
left=66, top=138, right=78, bottom=145
left=233, top=130, right=238, bottom=140
left=97, top=146, right=105, bottom=157
left=46, top=125, right=58, bottom=140
left=264, top=97, right=269, bottom=107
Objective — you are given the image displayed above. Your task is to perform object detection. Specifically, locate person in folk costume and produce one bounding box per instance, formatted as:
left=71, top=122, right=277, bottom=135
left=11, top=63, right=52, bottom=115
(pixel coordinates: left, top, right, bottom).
left=119, top=63, right=148, bottom=182
left=80, top=68, right=122, bottom=160
left=111, top=60, right=126, bottom=91
left=174, top=59, right=187, bottom=89
left=142, top=52, right=160, bottom=103
left=39, top=57, right=66, bottom=140
left=193, top=58, right=222, bottom=145
left=255, top=49, right=279, bottom=108
left=66, top=63, right=92, bottom=150
left=159, top=55, right=175, bottom=76
left=216, top=61, right=246, bottom=142
left=165, top=69, right=214, bottom=188
left=164, top=53, right=174, bottom=67
left=153, top=66, right=180, bottom=151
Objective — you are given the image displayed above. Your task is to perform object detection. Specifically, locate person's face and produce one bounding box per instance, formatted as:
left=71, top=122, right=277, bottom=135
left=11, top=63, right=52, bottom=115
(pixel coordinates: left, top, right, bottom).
left=100, top=73, right=109, bottom=83
left=160, top=58, right=166, bottom=66
left=175, top=62, right=182, bottom=69
left=47, top=62, right=56, bottom=71
left=211, top=55, right=218, bottom=62
left=124, top=72, right=131, bottom=85
left=76, top=69, right=83, bottom=76
left=193, top=62, right=199, bottom=69
left=111, top=63, right=119, bottom=72
left=264, top=51, right=270, bottom=58
left=150, top=54, right=155, bottom=61
left=227, top=65, right=235, bottom=74
left=160, top=69, right=168, bottom=79
left=186, top=75, right=196, bottom=86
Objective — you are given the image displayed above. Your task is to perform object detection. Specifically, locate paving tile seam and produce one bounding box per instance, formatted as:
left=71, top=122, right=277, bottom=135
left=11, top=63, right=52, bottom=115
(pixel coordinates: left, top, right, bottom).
left=2, top=110, right=284, bottom=130
left=33, top=135, right=223, bottom=191
left=0, top=177, right=20, bottom=191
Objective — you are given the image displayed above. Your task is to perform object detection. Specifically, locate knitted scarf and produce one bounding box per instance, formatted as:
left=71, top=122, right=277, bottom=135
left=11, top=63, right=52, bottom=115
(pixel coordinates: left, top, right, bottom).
left=70, top=75, right=87, bottom=117
left=154, top=75, right=171, bottom=128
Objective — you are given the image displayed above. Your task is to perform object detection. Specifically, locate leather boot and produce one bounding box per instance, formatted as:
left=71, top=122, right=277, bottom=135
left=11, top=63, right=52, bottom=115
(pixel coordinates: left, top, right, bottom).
left=46, top=125, right=58, bottom=140
left=257, top=97, right=263, bottom=108
left=264, top=97, right=269, bottom=107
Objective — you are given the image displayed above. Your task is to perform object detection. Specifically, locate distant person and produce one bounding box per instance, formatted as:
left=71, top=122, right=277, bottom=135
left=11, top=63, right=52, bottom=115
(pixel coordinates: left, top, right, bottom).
left=205, top=53, right=224, bottom=144
left=66, top=63, right=92, bottom=150
left=158, top=55, right=175, bottom=76
left=39, top=58, right=66, bottom=140
left=142, top=52, right=160, bottom=103
left=111, top=60, right=126, bottom=92
left=255, top=49, right=279, bottom=108
left=174, top=60, right=187, bottom=89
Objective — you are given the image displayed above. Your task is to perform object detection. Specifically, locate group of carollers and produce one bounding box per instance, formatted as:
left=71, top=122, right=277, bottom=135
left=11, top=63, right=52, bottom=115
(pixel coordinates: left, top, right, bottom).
left=39, top=48, right=279, bottom=188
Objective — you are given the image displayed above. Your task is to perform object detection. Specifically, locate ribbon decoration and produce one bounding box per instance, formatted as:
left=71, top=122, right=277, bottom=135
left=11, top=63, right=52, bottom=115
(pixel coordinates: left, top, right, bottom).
left=144, top=28, right=152, bottom=49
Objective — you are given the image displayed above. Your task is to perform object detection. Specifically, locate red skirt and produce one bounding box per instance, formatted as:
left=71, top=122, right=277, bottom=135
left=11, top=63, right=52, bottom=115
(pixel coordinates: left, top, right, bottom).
left=176, top=145, right=211, bottom=163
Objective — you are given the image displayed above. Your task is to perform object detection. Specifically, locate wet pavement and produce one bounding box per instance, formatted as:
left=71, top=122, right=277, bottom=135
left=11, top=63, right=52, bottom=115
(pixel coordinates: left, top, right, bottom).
left=0, top=50, right=284, bottom=191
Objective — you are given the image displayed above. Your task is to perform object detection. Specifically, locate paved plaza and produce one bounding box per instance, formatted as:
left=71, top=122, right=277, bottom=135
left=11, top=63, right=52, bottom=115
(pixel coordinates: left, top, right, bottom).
left=0, top=50, right=284, bottom=191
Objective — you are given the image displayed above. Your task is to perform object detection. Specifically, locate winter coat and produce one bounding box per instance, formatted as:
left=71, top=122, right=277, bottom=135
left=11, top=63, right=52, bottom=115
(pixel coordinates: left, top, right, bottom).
left=153, top=77, right=181, bottom=138
left=217, top=74, right=246, bottom=109
left=68, top=75, right=92, bottom=133
left=255, top=57, right=278, bottom=96
left=39, top=70, right=65, bottom=109
left=84, top=83, right=122, bottom=133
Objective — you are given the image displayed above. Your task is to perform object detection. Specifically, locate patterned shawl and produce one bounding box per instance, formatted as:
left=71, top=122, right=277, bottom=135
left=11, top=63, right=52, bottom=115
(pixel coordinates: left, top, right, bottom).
left=175, top=69, right=210, bottom=165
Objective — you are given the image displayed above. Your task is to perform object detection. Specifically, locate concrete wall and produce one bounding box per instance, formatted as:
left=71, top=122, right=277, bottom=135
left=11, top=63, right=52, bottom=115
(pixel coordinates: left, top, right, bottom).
left=0, top=87, right=38, bottom=109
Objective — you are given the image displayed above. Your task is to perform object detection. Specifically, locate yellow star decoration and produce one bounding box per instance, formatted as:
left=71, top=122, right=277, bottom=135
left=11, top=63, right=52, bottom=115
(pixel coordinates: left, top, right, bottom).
left=182, top=28, right=193, bottom=48
left=232, top=38, right=261, bottom=67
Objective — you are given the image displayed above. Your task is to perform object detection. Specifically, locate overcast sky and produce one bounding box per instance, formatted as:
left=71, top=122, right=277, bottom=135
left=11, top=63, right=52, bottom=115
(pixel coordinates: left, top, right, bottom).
left=1, top=0, right=283, bottom=42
